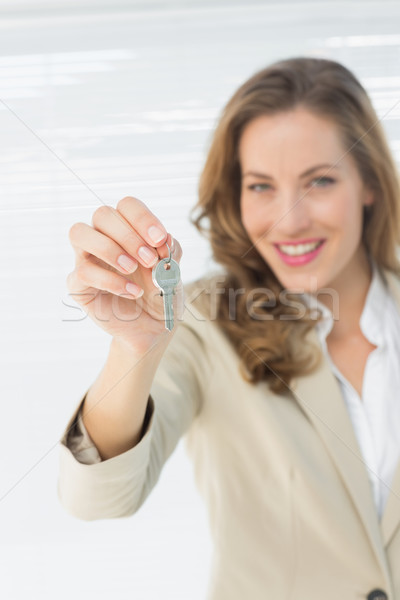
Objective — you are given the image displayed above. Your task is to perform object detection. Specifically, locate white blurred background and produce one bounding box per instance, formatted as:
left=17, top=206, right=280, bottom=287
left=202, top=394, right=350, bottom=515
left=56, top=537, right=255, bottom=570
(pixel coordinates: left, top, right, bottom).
left=0, top=1, right=399, bottom=598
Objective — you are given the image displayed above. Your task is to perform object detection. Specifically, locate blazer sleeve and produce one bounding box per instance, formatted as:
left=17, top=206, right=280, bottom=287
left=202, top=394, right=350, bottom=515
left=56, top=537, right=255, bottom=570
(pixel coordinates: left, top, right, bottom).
left=57, top=310, right=212, bottom=521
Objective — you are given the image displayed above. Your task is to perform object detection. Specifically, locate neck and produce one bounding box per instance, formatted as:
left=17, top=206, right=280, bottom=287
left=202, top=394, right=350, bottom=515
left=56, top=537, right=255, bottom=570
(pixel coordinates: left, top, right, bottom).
left=315, top=247, right=373, bottom=340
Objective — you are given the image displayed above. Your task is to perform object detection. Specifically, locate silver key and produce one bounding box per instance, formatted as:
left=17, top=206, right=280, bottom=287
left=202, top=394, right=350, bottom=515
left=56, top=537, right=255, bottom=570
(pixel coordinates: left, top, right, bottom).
left=152, top=249, right=180, bottom=331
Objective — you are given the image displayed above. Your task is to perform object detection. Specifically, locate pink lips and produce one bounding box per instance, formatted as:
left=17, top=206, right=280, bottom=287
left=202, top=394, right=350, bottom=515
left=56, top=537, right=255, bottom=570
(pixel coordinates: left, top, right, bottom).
left=274, top=237, right=323, bottom=245
left=274, top=240, right=326, bottom=266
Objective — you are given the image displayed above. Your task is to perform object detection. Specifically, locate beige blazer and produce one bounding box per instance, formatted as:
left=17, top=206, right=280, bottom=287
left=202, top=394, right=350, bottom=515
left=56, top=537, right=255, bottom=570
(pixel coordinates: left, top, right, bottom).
left=58, top=268, right=400, bottom=600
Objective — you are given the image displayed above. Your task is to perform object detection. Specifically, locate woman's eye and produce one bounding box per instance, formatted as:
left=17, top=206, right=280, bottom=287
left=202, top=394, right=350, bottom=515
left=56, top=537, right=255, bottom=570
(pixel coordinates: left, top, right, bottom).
left=248, top=183, right=271, bottom=192
left=309, top=176, right=335, bottom=187
left=247, top=177, right=334, bottom=193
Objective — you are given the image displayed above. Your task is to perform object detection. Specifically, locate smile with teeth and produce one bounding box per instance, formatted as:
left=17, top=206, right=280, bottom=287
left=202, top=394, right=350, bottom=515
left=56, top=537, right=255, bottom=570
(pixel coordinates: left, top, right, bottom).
left=276, top=240, right=324, bottom=256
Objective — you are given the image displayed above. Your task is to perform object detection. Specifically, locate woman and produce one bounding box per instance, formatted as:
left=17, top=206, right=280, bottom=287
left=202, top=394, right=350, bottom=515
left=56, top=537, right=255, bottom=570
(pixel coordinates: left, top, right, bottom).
left=59, top=57, right=400, bottom=599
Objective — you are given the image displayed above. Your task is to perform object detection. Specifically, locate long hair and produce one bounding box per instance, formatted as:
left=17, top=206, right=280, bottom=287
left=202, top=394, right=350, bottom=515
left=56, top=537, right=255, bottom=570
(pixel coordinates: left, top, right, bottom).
left=190, top=56, right=400, bottom=394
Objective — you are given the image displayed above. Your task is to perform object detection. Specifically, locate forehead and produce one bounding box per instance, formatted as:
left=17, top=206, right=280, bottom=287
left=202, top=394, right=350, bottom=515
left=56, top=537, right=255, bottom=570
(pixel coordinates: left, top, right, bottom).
left=238, top=109, right=346, bottom=170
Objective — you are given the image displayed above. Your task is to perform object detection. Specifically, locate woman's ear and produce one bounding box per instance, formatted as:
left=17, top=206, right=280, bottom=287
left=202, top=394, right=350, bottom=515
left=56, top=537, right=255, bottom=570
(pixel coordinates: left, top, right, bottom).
left=363, top=187, right=375, bottom=208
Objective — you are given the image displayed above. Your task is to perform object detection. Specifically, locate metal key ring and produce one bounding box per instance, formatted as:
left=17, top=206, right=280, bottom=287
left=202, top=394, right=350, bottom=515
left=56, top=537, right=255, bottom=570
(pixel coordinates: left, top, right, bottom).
left=156, top=244, right=170, bottom=269
left=165, top=242, right=171, bottom=263
left=156, top=240, right=173, bottom=264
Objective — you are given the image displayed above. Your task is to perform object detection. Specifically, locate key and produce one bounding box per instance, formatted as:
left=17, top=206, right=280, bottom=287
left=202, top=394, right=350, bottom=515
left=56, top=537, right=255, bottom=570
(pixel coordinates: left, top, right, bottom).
left=152, top=256, right=181, bottom=331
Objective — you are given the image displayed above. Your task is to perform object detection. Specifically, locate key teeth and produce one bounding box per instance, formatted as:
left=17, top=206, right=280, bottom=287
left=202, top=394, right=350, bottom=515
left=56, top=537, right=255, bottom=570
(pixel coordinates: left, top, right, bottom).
left=152, top=256, right=180, bottom=331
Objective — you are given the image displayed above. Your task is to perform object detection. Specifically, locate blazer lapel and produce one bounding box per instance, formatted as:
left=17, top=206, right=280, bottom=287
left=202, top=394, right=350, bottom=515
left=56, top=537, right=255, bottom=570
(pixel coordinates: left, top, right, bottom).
left=289, top=325, right=390, bottom=583
left=379, top=268, right=400, bottom=546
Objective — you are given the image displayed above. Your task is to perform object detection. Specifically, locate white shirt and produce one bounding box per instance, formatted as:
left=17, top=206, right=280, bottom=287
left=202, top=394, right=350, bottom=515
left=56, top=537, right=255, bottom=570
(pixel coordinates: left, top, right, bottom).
left=302, top=258, right=400, bottom=520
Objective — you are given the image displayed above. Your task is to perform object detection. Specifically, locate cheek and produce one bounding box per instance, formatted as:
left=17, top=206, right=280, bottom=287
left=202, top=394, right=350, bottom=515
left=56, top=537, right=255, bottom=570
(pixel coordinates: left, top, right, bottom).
left=239, top=197, right=253, bottom=235
left=316, top=191, right=363, bottom=233
left=240, top=197, right=272, bottom=239
left=328, top=195, right=364, bottom=235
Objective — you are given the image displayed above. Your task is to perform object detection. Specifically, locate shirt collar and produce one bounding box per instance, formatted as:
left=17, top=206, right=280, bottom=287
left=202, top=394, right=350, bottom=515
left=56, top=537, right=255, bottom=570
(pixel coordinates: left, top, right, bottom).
left=300, top=257, right=388, bottom=346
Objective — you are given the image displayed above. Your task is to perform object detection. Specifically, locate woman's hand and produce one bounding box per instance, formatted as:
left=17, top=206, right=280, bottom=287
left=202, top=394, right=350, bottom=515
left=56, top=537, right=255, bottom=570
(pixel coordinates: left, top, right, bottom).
left=66, top=196, right=183, bottom=355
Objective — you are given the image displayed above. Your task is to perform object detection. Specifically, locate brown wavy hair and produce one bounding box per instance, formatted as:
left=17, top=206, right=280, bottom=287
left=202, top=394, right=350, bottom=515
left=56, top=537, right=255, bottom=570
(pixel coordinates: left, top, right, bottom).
left=190, top=56, right=400, bottom=394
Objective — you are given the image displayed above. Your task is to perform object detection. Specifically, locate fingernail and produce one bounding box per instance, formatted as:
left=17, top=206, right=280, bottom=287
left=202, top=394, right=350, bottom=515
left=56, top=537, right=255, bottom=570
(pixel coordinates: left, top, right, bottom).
left=138, top=246, right=157, bottom=266
left=117, top=254, right=138, bottom=273
left=125, top=282, right=143, bottom=297
left=148, top=225, right=166, bottom=244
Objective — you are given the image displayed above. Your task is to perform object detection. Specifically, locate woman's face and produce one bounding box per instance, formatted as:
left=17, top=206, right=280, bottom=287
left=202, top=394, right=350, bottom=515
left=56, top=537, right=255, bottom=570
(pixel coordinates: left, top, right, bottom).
left=239, top=107, right=374, bottom=294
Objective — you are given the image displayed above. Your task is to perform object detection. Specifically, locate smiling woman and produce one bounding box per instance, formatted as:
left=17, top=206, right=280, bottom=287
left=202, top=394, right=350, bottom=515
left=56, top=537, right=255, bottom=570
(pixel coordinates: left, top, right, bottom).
left=59, top=56, right=400, bottom=600
left=191, top=57, right=400, bottom=394
left=239, top=109, right=374, bottom=288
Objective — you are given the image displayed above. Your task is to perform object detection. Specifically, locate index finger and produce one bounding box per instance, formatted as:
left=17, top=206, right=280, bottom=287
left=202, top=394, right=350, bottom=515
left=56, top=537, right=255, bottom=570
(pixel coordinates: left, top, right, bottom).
left=116, top=196, right=168, bottom=248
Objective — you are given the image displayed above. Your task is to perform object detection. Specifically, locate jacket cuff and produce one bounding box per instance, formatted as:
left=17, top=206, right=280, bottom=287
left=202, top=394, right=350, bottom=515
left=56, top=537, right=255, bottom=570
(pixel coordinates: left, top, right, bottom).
left=58, top=395, right=155, bottom=520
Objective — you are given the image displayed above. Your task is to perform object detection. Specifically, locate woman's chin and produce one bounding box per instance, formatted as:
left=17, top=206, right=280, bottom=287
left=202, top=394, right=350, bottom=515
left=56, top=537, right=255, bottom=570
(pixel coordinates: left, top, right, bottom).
left=274, top=271, right=330, bottom=295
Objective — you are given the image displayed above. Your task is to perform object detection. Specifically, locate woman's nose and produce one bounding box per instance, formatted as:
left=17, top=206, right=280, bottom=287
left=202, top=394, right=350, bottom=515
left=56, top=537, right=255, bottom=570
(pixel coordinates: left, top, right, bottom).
left=274, top=192, right=312, bottom=236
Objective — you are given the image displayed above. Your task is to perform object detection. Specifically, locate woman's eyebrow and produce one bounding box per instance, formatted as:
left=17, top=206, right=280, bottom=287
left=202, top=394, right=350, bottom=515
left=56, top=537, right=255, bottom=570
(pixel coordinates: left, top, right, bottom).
left=242, top=164, right=339, bottom=179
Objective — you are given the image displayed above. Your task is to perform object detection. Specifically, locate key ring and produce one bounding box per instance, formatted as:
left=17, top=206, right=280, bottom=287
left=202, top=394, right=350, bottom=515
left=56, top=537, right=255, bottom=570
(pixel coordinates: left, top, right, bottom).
left=165, top=242, right=172, bottom=263
left=155, top=242, right=172, bottom=276
left=156, top=241, right=172, bottom=264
